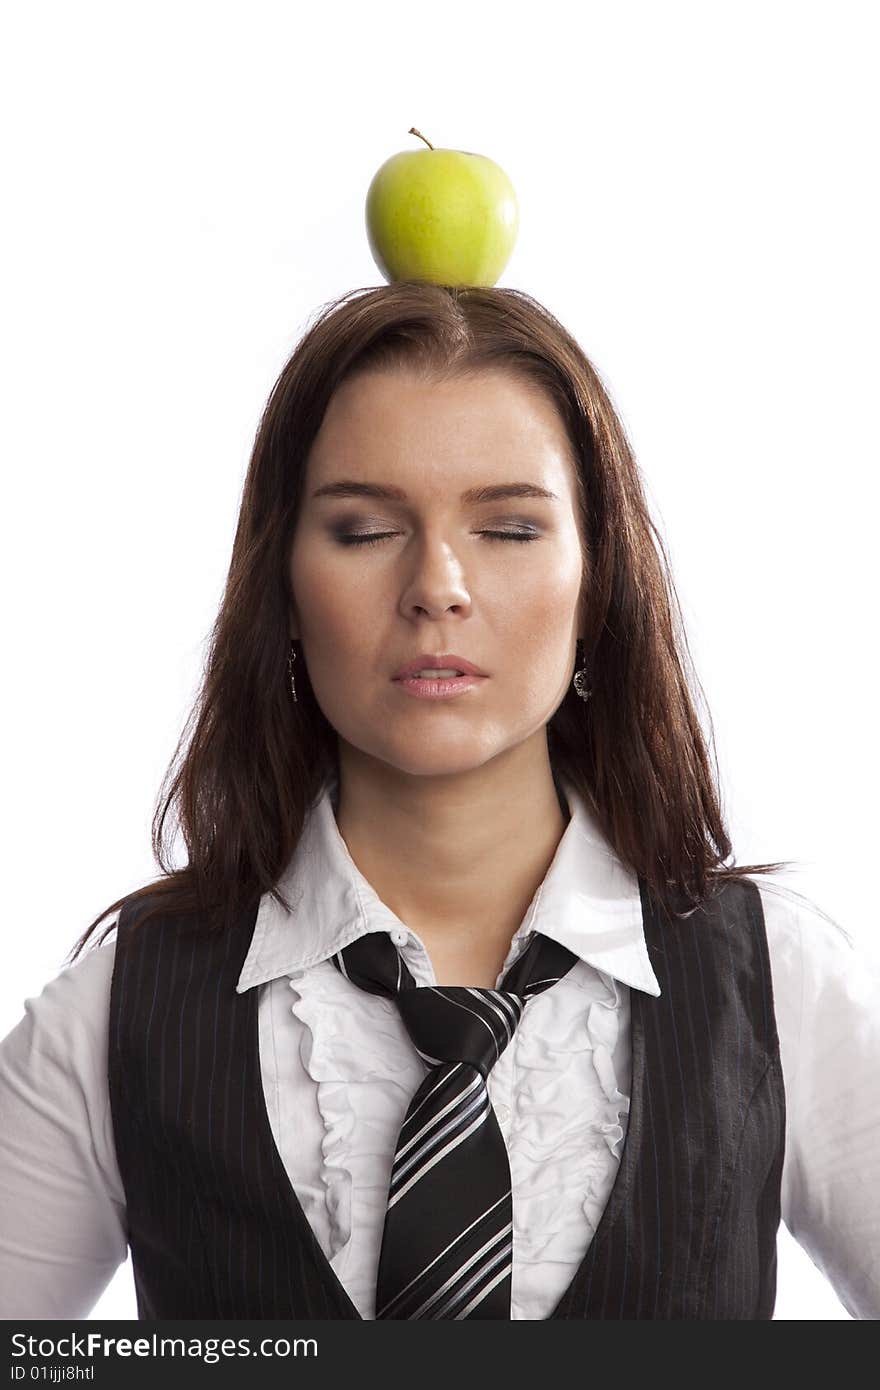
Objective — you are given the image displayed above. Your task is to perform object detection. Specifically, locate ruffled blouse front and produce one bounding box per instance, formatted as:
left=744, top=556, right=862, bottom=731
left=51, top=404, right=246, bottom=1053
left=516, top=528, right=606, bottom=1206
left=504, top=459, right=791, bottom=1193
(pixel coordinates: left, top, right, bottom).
left=280, top=933, right=632, bottom=1320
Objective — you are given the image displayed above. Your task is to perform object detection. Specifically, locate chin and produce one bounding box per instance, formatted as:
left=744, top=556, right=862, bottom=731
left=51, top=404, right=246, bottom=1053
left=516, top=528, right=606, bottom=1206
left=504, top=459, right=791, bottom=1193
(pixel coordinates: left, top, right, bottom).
left=332, top=729, right=479, bottom=777
left=382, top=754, right=483, bottom=780
left=380, top=739, right=516, bottom=782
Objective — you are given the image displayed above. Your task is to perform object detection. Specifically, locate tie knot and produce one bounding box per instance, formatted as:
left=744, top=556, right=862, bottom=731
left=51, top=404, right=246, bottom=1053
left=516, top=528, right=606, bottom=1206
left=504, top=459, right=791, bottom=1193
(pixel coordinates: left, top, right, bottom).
left=331, top=929, right=579, bottom=1079
left=397, top=986, right=523, bottom=1076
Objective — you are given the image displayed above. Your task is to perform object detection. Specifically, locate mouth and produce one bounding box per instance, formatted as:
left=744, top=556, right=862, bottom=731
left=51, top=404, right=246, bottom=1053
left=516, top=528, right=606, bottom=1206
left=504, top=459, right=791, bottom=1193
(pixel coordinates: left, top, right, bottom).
left=391, top=671, right=487, bottom=700
left=391, top=654, right=488, bottom=681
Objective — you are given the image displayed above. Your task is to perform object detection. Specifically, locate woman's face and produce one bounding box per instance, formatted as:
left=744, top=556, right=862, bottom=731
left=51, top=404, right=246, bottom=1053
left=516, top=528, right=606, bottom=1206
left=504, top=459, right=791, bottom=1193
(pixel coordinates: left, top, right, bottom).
left=288, top=367, right=588, bottom=779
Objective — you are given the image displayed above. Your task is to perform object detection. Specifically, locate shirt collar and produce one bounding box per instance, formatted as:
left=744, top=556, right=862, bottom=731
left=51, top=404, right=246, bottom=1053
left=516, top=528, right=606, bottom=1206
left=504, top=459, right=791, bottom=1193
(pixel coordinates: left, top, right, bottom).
left=235, top=771, right=661, bottom=998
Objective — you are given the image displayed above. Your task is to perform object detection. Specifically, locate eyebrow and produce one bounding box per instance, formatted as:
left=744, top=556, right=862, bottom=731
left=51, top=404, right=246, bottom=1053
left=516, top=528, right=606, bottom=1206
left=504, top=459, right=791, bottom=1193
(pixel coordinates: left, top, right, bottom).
left=310, top=480, right=559, bottom=504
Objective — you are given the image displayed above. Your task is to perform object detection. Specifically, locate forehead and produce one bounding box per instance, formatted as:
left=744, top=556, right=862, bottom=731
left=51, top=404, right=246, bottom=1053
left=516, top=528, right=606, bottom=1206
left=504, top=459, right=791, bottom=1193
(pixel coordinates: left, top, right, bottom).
left=305, top=368, right=577, bottom=495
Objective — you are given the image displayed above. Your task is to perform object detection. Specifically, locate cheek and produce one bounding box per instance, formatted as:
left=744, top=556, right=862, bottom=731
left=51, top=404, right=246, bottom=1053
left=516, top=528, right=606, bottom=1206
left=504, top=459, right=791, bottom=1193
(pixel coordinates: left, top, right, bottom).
left=289, top=540, right=372, bottom=650
left=498, top=544, right=582, bottom=638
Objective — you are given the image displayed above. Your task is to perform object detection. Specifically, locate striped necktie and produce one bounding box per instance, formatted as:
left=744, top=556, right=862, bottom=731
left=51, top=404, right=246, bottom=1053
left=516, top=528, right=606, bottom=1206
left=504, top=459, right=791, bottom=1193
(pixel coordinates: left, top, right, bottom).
left=331, top=929, right=579, bottom=1319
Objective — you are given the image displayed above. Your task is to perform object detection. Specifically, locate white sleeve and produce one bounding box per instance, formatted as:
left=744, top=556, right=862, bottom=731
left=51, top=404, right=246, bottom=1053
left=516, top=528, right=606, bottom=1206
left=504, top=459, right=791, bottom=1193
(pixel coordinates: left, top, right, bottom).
left=760, top=881, right=880, bottom=1320
left=0, top=937, right=129, bottom=1318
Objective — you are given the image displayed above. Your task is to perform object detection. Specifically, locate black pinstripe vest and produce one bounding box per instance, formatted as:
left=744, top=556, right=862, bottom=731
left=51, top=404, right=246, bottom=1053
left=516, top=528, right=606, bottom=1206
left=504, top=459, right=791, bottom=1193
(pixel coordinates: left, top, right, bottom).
left=107, top=874, right=785, bottom=1319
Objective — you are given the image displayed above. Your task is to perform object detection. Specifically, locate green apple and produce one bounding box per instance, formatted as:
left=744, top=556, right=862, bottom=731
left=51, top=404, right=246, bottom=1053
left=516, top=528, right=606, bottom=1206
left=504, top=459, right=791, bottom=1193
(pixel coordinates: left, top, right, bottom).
left=365, top=128, right=518, bottom=288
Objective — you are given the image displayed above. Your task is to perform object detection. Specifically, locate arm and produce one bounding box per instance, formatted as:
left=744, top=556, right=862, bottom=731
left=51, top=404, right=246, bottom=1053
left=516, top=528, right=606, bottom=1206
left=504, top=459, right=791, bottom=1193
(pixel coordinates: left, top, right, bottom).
left=770, top=887, right=880, bottom=1319
left=0, top=939, right=129, bottom=1318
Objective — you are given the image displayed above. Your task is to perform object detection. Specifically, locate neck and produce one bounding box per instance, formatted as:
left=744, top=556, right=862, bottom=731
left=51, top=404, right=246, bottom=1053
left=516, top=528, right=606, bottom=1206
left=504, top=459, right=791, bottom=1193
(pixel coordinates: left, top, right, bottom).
left=331, top=738, right=570, bottom=963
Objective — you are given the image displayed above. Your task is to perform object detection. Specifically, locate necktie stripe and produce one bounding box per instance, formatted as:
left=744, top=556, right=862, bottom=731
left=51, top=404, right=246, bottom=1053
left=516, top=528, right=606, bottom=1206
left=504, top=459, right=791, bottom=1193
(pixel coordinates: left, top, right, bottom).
left=409, top=1223, right=514, bottom=1319
left=388, top=1096, right=490, bottom=1203
left=430, top=1237, right=515, bottom=1319
left=428, top=990, right=511, bottom=1064
left=470, top=986, right=523, bottom=1030
left=524, top=975, right=563, bottom=992
left=400, top=1063, right=465, bottom=1125
left=414, top=1047, right=444, bottom=1065
left=375, top=1194, right=511, bottom=1318
left=331, top=928, right=579, bottom=1317
left=452, top=1254, right=515, bottom=1320
left=464, top=987, right=522, bottom=1043
left=393, top=1070, right=483, bottom=1163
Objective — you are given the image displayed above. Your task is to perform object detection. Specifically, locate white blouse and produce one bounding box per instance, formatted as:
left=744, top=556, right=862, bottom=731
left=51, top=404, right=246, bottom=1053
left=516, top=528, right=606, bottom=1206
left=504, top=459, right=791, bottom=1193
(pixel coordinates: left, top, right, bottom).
left=1, top=772, right=879, bottom=1320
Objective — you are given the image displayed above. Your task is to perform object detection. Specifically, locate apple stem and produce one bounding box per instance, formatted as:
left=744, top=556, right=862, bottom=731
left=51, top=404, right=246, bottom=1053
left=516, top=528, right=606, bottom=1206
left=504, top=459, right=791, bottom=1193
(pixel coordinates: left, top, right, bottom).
left=408, top=127, right=434, bottom=150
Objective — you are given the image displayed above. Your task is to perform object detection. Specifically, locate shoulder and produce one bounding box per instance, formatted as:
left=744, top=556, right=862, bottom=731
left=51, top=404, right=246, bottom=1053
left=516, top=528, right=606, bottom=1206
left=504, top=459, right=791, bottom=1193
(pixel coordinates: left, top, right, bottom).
left=3, top=925, right=118, bottom=1069
left=747, top=875, right=879, bottom=1092
left=0, top=925, right=121, bottom=1175
left=748, top=874, right=858, bottom=966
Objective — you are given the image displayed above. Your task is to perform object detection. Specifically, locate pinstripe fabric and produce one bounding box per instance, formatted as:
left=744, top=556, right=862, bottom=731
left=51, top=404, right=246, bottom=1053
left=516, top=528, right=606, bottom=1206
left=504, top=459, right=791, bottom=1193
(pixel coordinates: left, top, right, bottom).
left=107, top=874, right=784, bottom=1319
left=108, top=898, right=361, bottom=1318
left=549, top=875, right=785, bottom=1319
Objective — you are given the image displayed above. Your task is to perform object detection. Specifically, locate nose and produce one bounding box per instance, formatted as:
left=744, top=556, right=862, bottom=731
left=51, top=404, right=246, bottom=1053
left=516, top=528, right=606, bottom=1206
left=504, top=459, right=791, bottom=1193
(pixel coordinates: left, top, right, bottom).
left=398, top=536, right=473, bottom=621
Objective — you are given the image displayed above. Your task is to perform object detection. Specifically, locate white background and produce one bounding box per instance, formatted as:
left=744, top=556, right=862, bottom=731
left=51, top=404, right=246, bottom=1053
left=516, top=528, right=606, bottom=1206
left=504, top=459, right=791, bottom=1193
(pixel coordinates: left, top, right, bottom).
left=1, top=0, right=877, bottom=1320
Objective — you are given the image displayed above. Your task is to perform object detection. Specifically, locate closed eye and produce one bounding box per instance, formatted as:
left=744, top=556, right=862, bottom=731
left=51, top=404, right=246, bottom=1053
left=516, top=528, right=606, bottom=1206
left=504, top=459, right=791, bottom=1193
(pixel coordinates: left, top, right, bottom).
left=333, top=530, right=540, bottom=547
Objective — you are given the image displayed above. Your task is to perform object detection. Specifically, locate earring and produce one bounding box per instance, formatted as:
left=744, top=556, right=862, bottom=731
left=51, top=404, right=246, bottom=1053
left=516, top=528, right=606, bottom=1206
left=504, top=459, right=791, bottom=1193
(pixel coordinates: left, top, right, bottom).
left=573, top=641, right=592, bottom=701
left=288, top=640, right=298, bottom=703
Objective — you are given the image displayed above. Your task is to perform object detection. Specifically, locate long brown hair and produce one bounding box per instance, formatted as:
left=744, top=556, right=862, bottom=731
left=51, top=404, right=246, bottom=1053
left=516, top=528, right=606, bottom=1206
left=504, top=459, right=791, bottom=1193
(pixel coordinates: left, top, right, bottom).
left=68, top=282, right=792, bottom=963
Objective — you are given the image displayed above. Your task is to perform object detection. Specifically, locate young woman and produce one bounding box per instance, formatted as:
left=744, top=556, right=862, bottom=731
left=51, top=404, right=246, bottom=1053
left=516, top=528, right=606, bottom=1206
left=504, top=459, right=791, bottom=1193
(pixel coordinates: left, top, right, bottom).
left=1, top=283, right=877, bottom=1320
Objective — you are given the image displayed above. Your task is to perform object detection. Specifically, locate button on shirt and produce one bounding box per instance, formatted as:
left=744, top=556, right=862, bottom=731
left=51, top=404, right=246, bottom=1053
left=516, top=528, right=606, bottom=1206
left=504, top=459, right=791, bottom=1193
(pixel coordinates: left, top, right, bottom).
left=1, top=772, right=879, bottom=1319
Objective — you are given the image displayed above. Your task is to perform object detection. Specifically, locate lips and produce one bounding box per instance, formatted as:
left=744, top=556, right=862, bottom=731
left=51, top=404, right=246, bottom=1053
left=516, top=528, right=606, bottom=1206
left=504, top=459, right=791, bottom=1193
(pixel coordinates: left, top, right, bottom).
left=392, top=652, right=487, bottom=680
